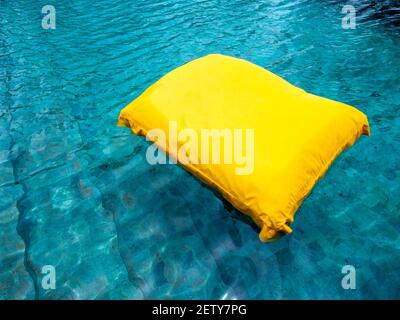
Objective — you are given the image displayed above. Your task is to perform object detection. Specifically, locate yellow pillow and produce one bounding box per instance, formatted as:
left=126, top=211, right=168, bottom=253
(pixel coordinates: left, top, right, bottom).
left=118, top=54, right=370, bottom=242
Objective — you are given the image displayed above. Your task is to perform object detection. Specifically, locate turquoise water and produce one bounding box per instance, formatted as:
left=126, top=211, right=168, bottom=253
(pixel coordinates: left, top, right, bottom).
left=1, top=0, right=399, bottom=299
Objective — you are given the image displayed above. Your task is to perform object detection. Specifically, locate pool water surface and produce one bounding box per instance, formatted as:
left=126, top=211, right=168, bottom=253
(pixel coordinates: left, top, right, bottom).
left=0, top=0, right=399, bottom=299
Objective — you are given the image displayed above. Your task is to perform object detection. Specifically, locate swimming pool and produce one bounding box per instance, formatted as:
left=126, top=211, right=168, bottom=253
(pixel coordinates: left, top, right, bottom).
left=0, top=0, right=399, bottom=299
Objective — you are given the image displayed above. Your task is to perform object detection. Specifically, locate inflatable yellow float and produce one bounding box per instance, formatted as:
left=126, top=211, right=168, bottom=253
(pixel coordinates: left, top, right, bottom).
left=118, top=54, right=369, bottom=242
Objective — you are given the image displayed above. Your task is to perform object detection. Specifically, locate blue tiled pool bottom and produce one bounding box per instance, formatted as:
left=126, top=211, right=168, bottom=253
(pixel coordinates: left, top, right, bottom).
left=1, top=0, right=399, bottom=299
